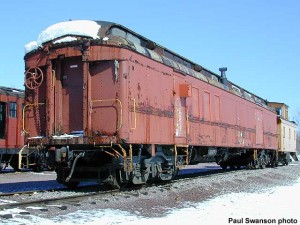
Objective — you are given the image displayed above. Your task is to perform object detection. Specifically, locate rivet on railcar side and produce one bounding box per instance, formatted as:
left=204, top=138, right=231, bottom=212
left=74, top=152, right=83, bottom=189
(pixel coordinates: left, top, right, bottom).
left=22, top=20, right=298, bottom=188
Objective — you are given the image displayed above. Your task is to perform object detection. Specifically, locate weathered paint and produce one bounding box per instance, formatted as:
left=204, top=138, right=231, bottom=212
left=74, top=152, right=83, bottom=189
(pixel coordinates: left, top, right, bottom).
left=23, top=27, right=278, bottom=151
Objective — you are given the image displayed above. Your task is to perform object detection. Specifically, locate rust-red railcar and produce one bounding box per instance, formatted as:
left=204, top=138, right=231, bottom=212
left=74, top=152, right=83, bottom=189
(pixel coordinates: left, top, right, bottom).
left=24, top=20, right=278, bottom=187
left=0, top=86, right=24, bottom=170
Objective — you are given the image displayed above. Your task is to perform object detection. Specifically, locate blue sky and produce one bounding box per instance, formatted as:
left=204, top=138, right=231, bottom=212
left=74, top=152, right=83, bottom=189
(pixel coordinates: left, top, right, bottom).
left=0, top=0, right=299, bottom=121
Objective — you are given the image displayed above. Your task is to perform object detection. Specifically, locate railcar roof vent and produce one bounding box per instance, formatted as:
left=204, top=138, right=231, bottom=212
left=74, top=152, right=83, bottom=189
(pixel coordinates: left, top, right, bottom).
left=219, top=67, right=228, bottom=89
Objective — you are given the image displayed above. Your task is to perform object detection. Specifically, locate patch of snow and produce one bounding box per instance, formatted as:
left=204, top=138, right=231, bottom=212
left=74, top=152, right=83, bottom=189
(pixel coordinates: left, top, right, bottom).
left=24, top=41, right=39, bottom=53
left=0, top=199, right=18, bottom=205
left=52, top=133, right=78, bottom=139
left=28, top=136, right=44, bottom=139
left=53, top=36, right=77, bottom=44
left=46, top=204, right=64, bottom=207
left=38, top=20, right=100, bottom=44
left=26, top=206, right=45, bottom=210
left=0, top=208, right=28, bottom=216
left=25, top=20, right=101, bottom=54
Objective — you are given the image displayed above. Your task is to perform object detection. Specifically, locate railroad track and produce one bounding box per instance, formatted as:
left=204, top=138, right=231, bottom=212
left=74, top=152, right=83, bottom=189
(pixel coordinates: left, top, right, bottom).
left=0, top=183, right=144, bottom=212
left=0, top=164, right=279, bottom=213
left=0, top=190, right=116, bottom=210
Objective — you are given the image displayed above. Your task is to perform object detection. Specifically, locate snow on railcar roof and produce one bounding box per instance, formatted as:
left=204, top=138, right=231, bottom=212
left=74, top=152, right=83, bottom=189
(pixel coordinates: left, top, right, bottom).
left=0, top=86, right=24, bottom=97
left=25, top=20, right=101, bottom=53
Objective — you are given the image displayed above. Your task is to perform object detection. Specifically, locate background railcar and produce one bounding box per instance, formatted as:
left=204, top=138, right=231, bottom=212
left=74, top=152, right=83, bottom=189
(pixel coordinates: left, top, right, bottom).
left=268, top=102, right=298, bottom=164
left=23, top=20, right=286, bottom=187
left=0, top=86, right=45, bottom=171
left=0, top=86, right=24, bottom=170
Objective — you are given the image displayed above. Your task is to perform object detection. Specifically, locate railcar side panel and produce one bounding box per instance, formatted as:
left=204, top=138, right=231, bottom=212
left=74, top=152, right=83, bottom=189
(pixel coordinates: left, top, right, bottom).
left=126, top=58, right=174, bottom=144
left=90, top=60, right=120, bottom=135
left=263, top=110, right=278, bottom=149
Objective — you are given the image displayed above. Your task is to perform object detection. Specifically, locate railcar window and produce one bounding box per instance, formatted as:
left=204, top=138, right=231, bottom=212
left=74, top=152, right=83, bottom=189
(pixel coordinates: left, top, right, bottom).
left=0, top=102, right=6, bottom=139
left=232, top=85, right=241, bottom=93
left=285, top=108, right=289, bottom=120
left=110, top=27, right=146, bottom=46
left=9, top=102, right=17, bottom=118
left=164, top=50, right=174, bottom=60
left=164, top=50, right=192, bottom=69
left=110, top=27, right=126, bottom=38
left=173, top=55, right=184, bottom=65
left=275, top=108, right=281, bottom=116
left=127, top=32, right=141, bottom=45
left=182, top=61, right=192, bottom=69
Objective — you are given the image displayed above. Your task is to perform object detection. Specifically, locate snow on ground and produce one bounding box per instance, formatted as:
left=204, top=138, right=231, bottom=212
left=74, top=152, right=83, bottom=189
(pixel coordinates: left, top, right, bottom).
left=1, top=176, right=299, bottom=225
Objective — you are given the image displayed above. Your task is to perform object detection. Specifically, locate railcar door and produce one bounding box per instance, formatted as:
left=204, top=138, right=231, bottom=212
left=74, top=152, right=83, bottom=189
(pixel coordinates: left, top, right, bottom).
left=173, top=75, right=188, bottom=145
left=54, top=57, right=83, bottom=134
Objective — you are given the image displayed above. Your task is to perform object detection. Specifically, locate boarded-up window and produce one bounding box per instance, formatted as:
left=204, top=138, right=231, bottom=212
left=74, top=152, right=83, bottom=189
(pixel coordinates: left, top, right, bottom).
left=255, top=109, right=263, bottom=145
left=214, top=95, right=220, bottom=121
left=192, top=87, right=199, bottom=117
left=204, top=92, right=210, bottom=121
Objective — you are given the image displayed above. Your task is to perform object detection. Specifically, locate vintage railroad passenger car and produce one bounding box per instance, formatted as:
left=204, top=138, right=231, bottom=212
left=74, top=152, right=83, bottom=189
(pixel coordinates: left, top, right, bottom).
left=0, top=86, right=24, bottom=170
left=23, top=20, right=286, bottom=187
left=0, top=86, right=45, bottom=171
